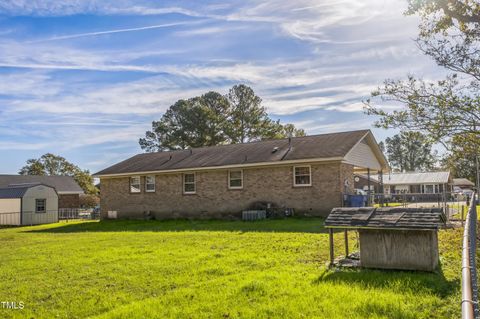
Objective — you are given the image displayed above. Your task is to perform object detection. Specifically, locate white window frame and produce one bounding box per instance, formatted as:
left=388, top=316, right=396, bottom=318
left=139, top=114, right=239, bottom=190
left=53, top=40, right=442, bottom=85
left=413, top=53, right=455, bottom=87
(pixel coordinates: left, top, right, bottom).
left=293, top=165, right=312, bottom=187
left=130, top=176, right=141, bottom=193
left=183, top=173, right=196, bottom=194
left=145, top=175, right=156, bottom=193
left=228, top=169, right=243, bottom=189
left=35, top=199, right=46, bottom=214
left=423, top=184, right=436, bottom=194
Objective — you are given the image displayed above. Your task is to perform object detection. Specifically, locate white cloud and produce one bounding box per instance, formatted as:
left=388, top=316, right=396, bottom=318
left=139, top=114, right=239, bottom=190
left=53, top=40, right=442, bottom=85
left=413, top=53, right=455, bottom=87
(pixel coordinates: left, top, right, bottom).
left=0, top=141, right=50, bottom=150
left=293, top=118, right=375, bottom=134
left=0, top=71, right=60, bottom=97
left=325, top=102, right=366, bottom=113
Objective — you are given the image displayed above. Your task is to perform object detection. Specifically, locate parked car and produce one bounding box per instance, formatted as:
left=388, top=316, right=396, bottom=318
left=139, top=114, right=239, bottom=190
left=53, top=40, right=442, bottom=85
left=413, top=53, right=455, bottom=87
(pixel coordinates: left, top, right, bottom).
left=354, top=189, right=367, bottom=195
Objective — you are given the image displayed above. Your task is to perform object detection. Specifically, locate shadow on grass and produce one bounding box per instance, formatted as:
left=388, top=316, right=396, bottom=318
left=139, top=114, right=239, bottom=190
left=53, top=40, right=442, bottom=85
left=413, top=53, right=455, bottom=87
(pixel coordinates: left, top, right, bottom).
left=22, top=217, right=330, bottom=234
left=314, top=264, right=459, bottom=299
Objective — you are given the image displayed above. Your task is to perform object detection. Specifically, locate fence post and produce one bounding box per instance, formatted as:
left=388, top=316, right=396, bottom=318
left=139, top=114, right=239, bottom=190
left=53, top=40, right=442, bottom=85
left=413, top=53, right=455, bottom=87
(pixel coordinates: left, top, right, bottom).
left=329, top=229, right=334, bottom=267
left=344, top=230, right=349, bottom=257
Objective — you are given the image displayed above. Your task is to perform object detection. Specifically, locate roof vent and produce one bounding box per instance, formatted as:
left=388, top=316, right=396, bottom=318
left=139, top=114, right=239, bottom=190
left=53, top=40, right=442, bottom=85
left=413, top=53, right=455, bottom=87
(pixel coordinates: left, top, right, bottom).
left=272, top=146, right=279, bottom=153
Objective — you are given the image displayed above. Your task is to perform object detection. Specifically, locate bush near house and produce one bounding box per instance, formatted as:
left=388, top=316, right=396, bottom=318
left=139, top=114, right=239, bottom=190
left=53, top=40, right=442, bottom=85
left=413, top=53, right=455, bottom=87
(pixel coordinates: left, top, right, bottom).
left=0, top=218, right=465, bottom=318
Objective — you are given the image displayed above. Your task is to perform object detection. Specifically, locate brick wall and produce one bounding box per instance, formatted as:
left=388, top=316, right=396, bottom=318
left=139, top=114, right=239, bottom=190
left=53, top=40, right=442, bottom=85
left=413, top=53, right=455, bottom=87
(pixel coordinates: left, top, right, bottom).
left=100, top=162, right=354, bottom=219
left=58, top=194, right=80, bottom=208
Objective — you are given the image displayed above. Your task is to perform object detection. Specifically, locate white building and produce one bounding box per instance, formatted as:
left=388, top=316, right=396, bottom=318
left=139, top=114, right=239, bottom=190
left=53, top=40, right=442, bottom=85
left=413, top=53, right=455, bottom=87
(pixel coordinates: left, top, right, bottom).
left=0, top=184, right=59, bottom=226
left=382, top=171, right=452, bottom=194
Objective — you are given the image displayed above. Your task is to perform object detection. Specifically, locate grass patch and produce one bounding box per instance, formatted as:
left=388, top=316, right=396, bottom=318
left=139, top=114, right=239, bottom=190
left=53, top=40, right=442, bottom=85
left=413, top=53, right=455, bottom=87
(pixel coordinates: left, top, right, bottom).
left=0, top=218, right=466, bottom=318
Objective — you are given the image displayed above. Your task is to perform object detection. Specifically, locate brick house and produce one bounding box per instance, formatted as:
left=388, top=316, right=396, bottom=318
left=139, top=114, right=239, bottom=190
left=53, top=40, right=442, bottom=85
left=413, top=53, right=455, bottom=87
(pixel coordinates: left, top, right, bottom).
left=0, top=175, right=84, bottom=208
left=94, top=130, right=389, bottom=219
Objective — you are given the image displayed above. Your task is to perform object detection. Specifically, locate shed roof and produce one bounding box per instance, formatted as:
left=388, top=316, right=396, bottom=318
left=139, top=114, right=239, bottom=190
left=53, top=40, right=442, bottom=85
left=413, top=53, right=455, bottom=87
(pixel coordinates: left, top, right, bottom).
left=324, top=207, right=446, bottom=230
left=0, top=184, right=58, bottom=199
left=0, top=186, right=29, bottom=199
left=95, top=130, right=388, bottom=176
left=0, top=175, right=83, bottom=194
left=382, top=171, right=450, bottom=185
left=453, top=178, right=475, bottom=187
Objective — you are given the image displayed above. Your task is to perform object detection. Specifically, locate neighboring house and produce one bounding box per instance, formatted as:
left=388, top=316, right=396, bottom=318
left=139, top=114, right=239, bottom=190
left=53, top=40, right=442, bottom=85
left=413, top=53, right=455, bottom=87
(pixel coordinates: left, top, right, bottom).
left=452, top=178, right=475, bottom=191
left=382, top=171, right=452, bottom=195
left=94, top=130, right=389, bottom=219
left=0, top=184, right=58, bottom=226
left=0, top=175, right=84, bottom=208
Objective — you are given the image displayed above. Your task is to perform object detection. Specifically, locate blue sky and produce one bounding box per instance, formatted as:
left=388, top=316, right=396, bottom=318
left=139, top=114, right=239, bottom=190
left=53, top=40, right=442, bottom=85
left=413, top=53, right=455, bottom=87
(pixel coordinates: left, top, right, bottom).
left=0, top=0, right=443, bottom=174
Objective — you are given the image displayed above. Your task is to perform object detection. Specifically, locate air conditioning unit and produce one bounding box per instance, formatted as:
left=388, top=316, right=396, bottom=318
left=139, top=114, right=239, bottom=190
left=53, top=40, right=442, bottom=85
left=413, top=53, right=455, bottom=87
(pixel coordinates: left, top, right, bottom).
left=107, top=211, right=118, bottom=219
left=242, top=210, right=266, bottom=221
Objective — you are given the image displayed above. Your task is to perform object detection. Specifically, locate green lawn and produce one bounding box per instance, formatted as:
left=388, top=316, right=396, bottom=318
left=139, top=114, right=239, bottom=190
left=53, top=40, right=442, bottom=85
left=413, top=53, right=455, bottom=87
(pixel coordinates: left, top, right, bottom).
left=450, top=204, right=480, bottom=220
left=0, top=218, right=465, bottom=319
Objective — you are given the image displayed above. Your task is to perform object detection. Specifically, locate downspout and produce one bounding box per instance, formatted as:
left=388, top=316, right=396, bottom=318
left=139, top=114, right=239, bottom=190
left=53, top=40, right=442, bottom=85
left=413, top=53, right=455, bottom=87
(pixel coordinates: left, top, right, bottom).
left=367, top=168, right=371, bottom=206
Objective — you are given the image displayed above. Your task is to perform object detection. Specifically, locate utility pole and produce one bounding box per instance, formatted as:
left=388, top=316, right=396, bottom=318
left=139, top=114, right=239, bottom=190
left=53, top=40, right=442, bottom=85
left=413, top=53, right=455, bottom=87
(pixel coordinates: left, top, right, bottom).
left=476, top=152, right=479, bottom=194
left=475, top=123, right=480, bottom=194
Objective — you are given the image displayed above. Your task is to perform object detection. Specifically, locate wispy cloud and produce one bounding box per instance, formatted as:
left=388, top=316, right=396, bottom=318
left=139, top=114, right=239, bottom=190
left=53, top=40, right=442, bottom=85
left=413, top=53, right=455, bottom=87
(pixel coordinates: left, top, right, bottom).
left=0, top=1, right=204, bottom=17
left=28, top=21, right=201, bottom=43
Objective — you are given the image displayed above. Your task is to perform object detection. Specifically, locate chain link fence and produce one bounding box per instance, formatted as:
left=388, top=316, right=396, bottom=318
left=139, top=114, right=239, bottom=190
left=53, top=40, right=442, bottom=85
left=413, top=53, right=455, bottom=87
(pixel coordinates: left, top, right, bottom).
left=462, top=193, right=478, bottom=319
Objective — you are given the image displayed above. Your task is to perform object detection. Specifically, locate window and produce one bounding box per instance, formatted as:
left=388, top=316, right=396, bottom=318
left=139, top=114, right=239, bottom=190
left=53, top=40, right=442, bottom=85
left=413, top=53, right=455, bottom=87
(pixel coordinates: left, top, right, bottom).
left=293, top=166, right=311, bottom=186
left=183, top=173, right=196, bottom=194
left=35, top=199, right=46, bottom=213
left=229, top=170, right=243, bottom=189
left=145, top=176, right=156, bottom=192
left=130, top=176, right=141, bottom=193
left=423, top=184, right=438, bottom=194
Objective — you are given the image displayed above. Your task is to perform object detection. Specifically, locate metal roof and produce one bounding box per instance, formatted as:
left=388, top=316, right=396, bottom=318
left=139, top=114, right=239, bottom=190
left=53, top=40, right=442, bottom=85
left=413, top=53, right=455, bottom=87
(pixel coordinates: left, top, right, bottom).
left=95, top=130, right=387, bottom=176
left=0, top=175, right=84, bottom=194
left=382, top=171, right=451, bottom=185
left=0, top=187, right=29, bottom=199
left=453, top=178, right=475, bottom=187
left=325, top=207, right=446, bottom=230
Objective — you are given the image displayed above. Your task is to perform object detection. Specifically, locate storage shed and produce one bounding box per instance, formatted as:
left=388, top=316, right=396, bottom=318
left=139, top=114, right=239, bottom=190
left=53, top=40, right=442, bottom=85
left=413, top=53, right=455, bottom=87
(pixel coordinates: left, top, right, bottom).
left=0, top=184, right=59, bottom=226
left=324, top=207, right=446, bottom=271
